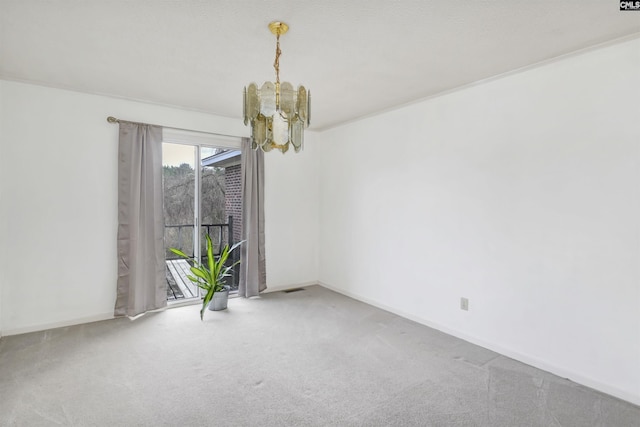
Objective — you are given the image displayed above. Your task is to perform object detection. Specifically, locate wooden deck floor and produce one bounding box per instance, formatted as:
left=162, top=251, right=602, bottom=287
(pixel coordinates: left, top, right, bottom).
left=166, top=259, right=199, bottom=301
left=165, top=258, right=238, bottom=302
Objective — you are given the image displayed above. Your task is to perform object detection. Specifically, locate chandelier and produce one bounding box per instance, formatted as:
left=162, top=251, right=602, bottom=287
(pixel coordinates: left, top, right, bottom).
left=243, top=21, right=310, bottom=153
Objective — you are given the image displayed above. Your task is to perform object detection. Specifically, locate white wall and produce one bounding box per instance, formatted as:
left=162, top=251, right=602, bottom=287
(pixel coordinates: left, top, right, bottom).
left=0, top=80, right=4, bottom=338
left=0, top=80, right=319, bottom=335
left=318, top=38, right=640, bottom=405
left=264, top=131, right=320, bottom=290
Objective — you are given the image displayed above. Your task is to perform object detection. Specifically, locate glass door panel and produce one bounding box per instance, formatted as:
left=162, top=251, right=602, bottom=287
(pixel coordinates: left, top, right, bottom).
left=200, top=148, right=239, bottom=291
left=163, top=143, right=199, bottom=301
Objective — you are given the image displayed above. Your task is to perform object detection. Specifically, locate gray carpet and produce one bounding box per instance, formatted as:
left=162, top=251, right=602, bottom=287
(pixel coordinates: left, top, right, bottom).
left=1, top=285, right=638, bottom=426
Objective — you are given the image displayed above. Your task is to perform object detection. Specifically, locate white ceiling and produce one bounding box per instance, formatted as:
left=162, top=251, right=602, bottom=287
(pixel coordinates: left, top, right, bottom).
left=1, top=1, right=639, bottom=130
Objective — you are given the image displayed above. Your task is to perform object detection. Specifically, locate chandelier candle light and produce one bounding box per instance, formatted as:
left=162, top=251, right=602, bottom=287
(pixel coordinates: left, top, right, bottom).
left=243, top=21, right=310, bottom=153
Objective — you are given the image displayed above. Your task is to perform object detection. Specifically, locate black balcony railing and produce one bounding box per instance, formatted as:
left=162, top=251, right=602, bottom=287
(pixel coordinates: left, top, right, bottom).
left=165, top=216, right=238, bottom=301
left=165, top=217, right=234, bottom=258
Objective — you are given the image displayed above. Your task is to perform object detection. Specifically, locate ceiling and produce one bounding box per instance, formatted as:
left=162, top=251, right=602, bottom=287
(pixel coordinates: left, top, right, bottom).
left=1, top=1, right=639, bottom=130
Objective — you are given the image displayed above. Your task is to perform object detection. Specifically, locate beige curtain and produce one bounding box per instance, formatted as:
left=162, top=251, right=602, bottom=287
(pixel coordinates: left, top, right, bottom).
left=115, top=121, right=166, bottom=316
left=238, top=138, right=267, bottom=297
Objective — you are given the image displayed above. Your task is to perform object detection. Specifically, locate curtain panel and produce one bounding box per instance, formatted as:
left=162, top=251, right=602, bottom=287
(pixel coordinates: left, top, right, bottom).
left=238, top=138, right=267, bottom=297
left=115, top=122, right=166, bottom=317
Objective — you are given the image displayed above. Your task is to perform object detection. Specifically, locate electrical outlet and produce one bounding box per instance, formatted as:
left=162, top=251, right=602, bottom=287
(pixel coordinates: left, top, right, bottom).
left=460, top=297, right=469, bottom=311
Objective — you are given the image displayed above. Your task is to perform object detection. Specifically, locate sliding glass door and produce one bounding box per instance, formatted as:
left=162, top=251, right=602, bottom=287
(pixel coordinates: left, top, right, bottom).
left=162, top=136, right=242, bottom=303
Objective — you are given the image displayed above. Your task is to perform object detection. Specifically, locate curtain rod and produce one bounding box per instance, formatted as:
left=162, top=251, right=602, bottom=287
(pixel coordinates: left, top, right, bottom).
left=106, top=116, right=242, bottom=139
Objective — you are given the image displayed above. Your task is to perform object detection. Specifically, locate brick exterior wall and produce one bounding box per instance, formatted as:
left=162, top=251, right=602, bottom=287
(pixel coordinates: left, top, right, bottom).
left=225, top=164, right=243, bottom=244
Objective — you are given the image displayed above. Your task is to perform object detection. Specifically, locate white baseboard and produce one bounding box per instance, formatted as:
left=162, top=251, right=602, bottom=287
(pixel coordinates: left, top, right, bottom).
left=263, top=281, right=319, bottom=294
left=2, top=312, right=114, bottom=337
left=317, top=281, right=640, bottom=407
left=0, top=283, right=319, bottom=336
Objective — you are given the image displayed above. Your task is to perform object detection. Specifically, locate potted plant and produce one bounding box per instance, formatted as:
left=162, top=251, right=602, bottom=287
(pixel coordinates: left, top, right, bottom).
left=170, top=235, right=243, bottom=320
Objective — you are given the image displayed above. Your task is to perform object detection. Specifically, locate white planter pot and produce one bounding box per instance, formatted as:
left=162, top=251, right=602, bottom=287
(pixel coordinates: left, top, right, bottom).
left=208, top=286, right=230, bottom=311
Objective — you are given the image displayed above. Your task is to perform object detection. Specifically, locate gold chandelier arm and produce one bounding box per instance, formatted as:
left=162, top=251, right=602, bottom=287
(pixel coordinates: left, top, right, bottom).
left=268, top=142, right=289, bottom=152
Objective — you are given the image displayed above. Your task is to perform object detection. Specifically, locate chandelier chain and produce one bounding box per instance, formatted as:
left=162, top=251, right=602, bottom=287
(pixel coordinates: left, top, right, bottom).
left=274, top=33, right=281, bottom=84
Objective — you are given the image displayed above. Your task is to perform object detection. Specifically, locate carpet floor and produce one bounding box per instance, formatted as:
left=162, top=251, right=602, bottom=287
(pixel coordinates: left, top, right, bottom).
left=0, top=285, right=638, bottom=426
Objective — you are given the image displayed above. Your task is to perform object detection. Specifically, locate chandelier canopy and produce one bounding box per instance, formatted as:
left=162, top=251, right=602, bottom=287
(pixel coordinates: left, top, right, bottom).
left=243, top=21, right=310, bottom=153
